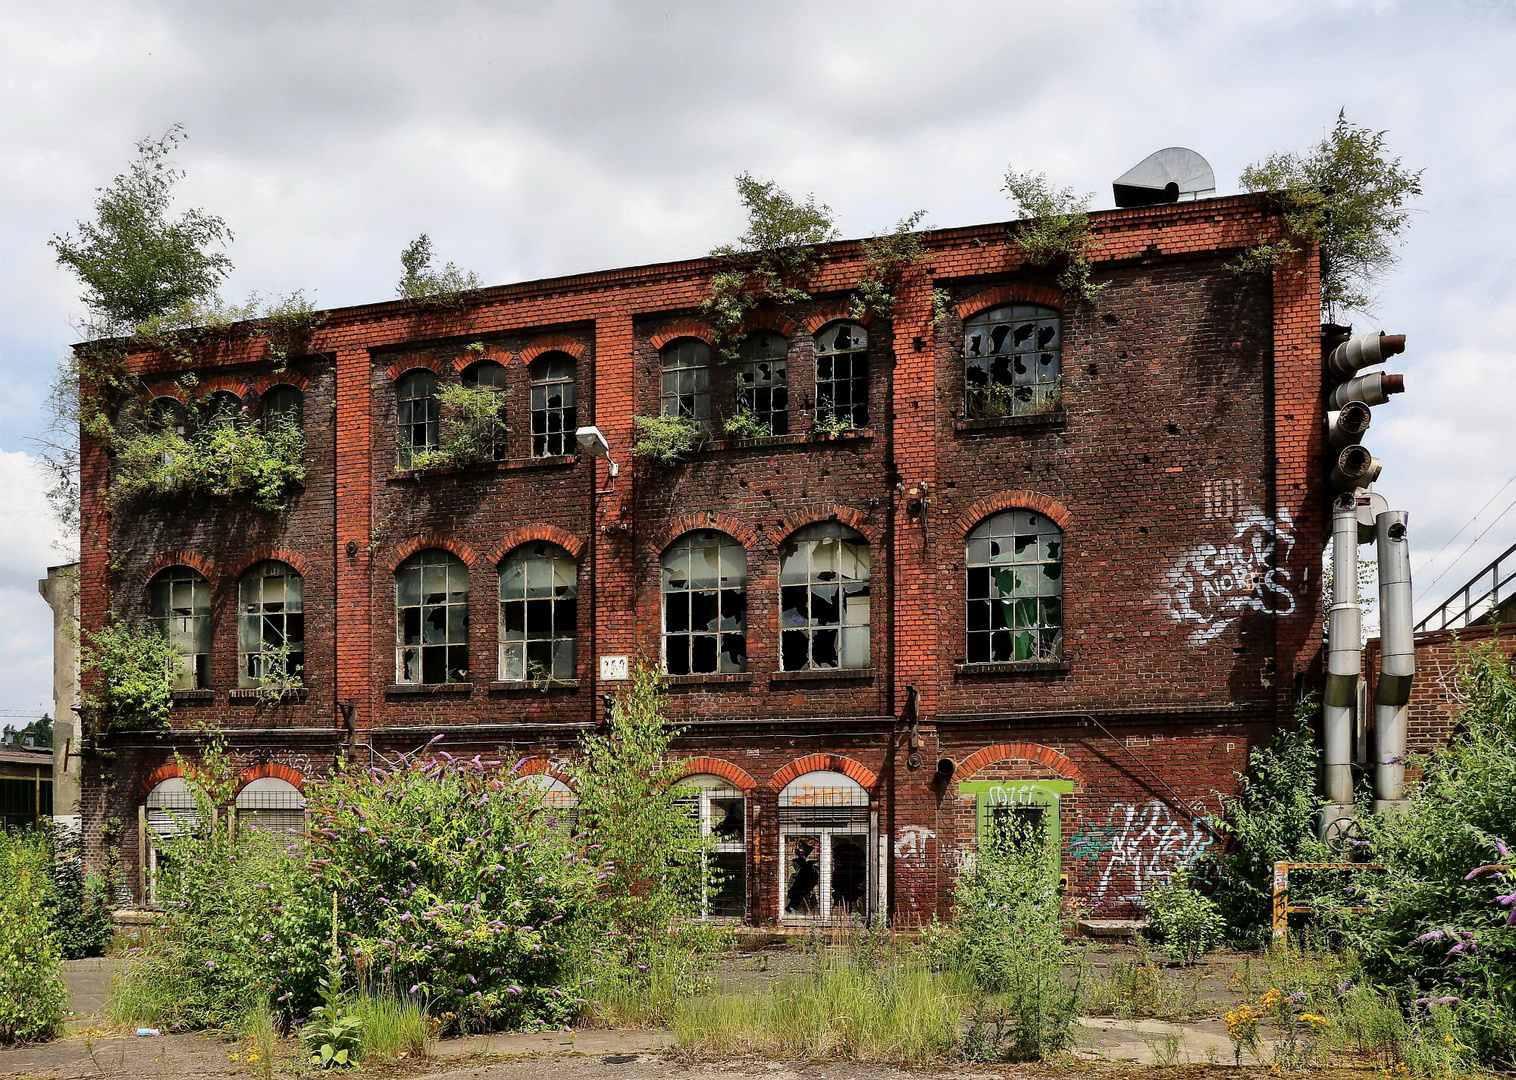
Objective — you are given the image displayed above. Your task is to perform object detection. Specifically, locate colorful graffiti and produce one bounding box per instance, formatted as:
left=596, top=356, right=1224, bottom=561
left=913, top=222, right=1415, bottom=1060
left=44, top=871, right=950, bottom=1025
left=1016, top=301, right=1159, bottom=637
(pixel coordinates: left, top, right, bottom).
left=1068, top=800, right=1213, bottom=906
left=1162, top=505, right=1297, bottom=645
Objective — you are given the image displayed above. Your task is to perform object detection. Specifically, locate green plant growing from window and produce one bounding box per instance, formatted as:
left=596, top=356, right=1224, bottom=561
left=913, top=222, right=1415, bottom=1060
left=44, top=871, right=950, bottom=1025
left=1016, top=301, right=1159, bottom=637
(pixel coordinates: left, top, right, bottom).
left=968, top=376, right=1063, bottom=421
left=850, top=210, right=950, bottom=323
left=408, top=383, right=509, bottom=471
left=250, top=640, right=305, bottom=705
left=812, top=411, right=852, bottom=437
left=79, top=620, right=177, bottom=736
left=721, top=408, right=772, bottom=440
left=1002, top=170, right=1106, bottom=305
left=1235, top=112, right=1424, bottom=318
left=703, top=173, right=838, bottom=358
left=396, top=233, right=482, bottom=310
left=632, top=413, right=704, bottom=465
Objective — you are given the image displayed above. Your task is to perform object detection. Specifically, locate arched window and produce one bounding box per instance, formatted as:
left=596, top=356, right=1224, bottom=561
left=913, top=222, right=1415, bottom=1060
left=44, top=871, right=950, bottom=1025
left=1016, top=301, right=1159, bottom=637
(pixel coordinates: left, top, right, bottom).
left=516, top=771, right=579, bottom=832
left=814, top=321, right=869, bottom=429
left=498, top=542, right=577, bottom=682
left=237, top=561, right=304, bottom=689
left=460, top=360, right=509, bottom=460
left=779, top=523, right=870, bottom=671
left=396, top=550, right=469, bottom=684
left=146, top=396, right=187, bottom=437
left=234, top=777, right=305, bottom=838
left=659, top=338, right=711, bottom=426
left=144, top=777, right=201, bottom=902
left=778, top=770, right=871, bottom=925
left=735, top=331, right=788, bottom=435
left=529, top=354, right=577, bottom=457
left=396, top=369, right=440, bottom=467
left=680, top=774, right=746, bottom=919
left=661, top=530, right=745, bottom=675
left=962, top=304, right=1062, bottom=419
left=965, top=510, right=1063, bottom=663
left=262, top=385, right=303, bottom=432
left=148, top=565, right=211, bottom=689
left=204, top=390, right=245, bottom=430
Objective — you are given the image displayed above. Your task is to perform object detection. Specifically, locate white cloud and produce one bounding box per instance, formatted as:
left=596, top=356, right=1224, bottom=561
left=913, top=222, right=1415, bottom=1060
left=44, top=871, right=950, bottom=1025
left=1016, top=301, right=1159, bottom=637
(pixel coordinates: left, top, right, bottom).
left=0, top=450, right=67, bottom=717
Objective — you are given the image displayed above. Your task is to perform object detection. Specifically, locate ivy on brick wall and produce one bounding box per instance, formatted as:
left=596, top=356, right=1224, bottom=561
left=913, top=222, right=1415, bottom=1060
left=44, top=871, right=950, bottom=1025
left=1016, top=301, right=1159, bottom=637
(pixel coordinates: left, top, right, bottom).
left=79, top=621, right=176, bottom=736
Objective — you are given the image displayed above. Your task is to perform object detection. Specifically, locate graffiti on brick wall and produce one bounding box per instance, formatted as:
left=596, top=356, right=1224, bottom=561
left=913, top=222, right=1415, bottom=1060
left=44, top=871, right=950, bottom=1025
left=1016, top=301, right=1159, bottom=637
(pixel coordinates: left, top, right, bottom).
left=894, top=825, right=936, bottom=861
left=1068, top=800, right=1212, bottom=905
left=1162, top=504, right=1296, bottom=645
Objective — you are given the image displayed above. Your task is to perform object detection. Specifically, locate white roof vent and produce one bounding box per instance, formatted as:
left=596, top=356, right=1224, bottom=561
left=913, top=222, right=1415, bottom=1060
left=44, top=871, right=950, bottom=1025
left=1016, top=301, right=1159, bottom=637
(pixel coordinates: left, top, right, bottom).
left=1113, top=147, right=1216, bottom=207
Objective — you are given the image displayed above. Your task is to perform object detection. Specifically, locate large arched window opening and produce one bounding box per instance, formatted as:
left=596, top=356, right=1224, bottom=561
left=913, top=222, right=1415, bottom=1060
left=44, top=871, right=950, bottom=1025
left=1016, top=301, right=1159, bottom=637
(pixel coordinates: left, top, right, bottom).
left=144, top=777, right=201, bottom=903
left=237, top=560, right=304, bottom=689
left=778, top=770, right=871, bottom=925
left=516, top=771, right=579, bottom=832
left=147, top=565, right=211, bottom=689
left=814, top=321, right=869, bottom=429
left=679, top=774, right=746, bottom=919
left=735, top=331, right=788, bottom=435
left=498, top=542, right=577, bottom=682
left=962, top=304, right=1062, bottom=419
left=661, top=530, right=746, bottom=675
left=529, top=353, right=577, bottom=457
left=396, top=369, right=440, bottom=467
left=778, top=523, right=870, bottom=671
left=460, top=359, right=510, bottom=460
left=659, top=338, right=711, bottom=426
left=395, top=550, right=470, bottom=684
left=965, top=510, right=1063, bottom=663
left=234, top=777, right=306, bottom=839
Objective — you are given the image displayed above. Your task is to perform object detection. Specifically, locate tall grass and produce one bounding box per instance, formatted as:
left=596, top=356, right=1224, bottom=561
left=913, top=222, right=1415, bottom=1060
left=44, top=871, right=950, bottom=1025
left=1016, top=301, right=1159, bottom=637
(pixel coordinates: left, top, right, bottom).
left=352, top=988, right=431, bottom=1063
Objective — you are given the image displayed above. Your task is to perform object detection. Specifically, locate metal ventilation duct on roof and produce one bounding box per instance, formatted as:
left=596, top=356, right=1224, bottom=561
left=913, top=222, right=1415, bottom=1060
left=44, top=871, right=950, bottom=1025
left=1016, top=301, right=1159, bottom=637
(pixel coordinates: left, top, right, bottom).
left=1112, top=147, right=1216, bottom=208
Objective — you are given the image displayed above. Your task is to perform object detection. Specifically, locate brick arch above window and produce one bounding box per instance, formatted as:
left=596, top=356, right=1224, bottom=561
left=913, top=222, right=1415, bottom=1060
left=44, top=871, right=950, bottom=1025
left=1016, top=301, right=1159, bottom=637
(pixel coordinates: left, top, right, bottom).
left=139, top=382, right=189, bottom=405
left=385, top=535, right=480, bottom=572
left=739, top=310, right=798, bottom=337
left=955, top=284, right=1066, bottom=322
left=229, top=548, right=313, bottom=579
left=804, top=304, right=874, bottom=334
left=449, top=345, right=514, bottom=375
left=142, top=551, right=217, bottom=586
left=511, top=756, right=576, bottom=789
left=233, top=762, right=307, bottom=794
left=195, top=376, right=252, bottom=401
left=956, top=741, right=1084, bottom=786
left=768, top=753, right=879, bottom=793
left=252, top=373, right=311, bottom=396
left=520, top=333, right=588, bottom=364
left=766, top=504, right=879, bottom=548
left=650, top=320, right=717, bottom=350
left=645, top=512, right=762, bottom=558
left=485, top=525, right=585, bottom=565
left=676, top=757, right=758, bottom=793
left=140, top=762, right=185, bottom=795
left=384, top=355, right=449, bottom=382
left=956, top=490, right=1073, bottom=535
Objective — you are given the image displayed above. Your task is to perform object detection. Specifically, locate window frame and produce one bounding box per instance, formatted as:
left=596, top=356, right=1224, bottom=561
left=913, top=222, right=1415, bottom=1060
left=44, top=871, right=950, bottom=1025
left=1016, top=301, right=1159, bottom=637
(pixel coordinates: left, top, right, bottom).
left=778, top=522, right=871, bottom=672
left=813, top=321, right=870, bottom=429
left=458, top=359, right=510, bottom=461
left=777, top=770, right=873, bottom=926
left=964, top=510, right=1064, bottom=664
left=497, top=541, right=578, bottom=683
left=958, top=779, right=1072, bottom=858
left=395, top=549, right=471, bottom=685
left=395, top=368, right=441, bottom=468
left=961, top=303, right=1063, bottom=420
left=660, top=530, right=747, bottom=676
left=236, top=560, right=305, bottom=689
left=679, top=774, right=747, bottom=920
left=261, top=385, right=304, bottom=432
left=528, top=353, right=577, bottom=458
left=734, top=331, right=789, bottom=435
left=147, top=565, right=212, bottom=690
left=659, top=338, right=712, bottom=427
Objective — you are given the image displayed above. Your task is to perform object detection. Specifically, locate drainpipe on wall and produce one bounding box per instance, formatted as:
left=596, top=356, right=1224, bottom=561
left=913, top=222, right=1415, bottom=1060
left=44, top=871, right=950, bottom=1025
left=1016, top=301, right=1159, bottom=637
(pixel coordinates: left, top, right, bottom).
left=1322, top=491, right=1361, bottom=840
left=1373, top=510, right=1414, bottom=813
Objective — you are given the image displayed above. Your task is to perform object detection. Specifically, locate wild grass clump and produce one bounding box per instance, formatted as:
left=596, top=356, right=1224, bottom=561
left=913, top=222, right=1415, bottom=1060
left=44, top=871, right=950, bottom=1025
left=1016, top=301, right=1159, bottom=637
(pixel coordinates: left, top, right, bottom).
left=353, top=988, right=431, bottom=1063
left=1078, top=941, right=1205, bottom=1021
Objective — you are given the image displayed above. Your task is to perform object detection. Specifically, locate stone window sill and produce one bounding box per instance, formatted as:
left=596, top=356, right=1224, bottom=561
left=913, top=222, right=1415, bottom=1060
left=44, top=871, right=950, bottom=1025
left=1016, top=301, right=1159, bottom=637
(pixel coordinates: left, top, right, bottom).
left=955, top=411, right=1066, bottom=434
left=954, top=660, right=1070, bottom=676
left=388, top=454, right=577, bottom=481
left=769, top=667, right=876, bottom=684
left=229, top=688, right=308, bottom=704
left=386, top=682, right=474, bottom=695
left=490, top=679, right=580, bottom=693
left=702, top=427, right=873, bottom=453
left=663, top=673, right=752, bottom=687
left=171, top=689, right=215, bottom=704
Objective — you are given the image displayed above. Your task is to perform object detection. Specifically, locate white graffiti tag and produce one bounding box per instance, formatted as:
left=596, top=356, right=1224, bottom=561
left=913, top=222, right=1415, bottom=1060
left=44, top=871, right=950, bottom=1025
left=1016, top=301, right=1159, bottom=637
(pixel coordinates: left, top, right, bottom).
left=1069, top=801, right=1212, bottom=905
left=1163, top=506, right=1296, bottom=645
left=894, top=825, right=936, bottom=861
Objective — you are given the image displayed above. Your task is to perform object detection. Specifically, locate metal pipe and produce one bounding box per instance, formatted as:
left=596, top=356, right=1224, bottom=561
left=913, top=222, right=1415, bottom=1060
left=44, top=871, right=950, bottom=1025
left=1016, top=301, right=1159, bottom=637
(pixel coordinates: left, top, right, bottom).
left=1326, top=331, right=1406, bottom=378
left=1330, top=445, right=1382, bottom=491
left=1373, top=510, right=1414, bottom=811
left=1322, top=492, right=1360, bottom=838
left=1330, top=371, right=1405, bottom=410
left=1327, top=401, right=1372, bottom=450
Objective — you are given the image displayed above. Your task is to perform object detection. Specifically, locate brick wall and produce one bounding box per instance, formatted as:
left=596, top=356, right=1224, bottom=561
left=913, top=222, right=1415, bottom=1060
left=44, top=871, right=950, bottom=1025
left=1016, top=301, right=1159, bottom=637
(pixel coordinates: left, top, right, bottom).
left=1365, top=623, right=1516, bottom=753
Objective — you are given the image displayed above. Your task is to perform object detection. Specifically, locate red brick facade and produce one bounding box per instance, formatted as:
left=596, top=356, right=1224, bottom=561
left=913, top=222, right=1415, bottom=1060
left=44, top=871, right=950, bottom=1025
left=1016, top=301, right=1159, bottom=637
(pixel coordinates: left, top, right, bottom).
left=78, top=195, right=1325, bottom=921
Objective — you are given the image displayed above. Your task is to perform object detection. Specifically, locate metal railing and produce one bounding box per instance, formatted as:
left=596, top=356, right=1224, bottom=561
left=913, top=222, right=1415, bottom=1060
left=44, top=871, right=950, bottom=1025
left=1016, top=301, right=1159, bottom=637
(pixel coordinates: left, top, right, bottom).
left=1416, top=538, right=1516, bottom=632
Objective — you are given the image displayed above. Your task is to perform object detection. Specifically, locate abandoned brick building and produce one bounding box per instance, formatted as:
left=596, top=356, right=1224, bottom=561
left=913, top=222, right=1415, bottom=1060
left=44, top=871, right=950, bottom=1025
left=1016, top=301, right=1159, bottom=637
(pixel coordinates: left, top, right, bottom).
left=77, top=192, right=1326, bottom=924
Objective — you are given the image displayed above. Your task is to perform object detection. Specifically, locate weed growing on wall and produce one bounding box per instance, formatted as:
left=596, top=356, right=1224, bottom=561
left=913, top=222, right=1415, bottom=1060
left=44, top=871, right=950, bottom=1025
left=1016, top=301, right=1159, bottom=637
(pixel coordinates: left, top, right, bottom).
left=0, top=831, right=69, bottom=1044
left=408, top=383, right=508, bottom=471
left=631, top=414, right=703, bottom=465
left=1002, top=170, right=1105, bottom=305
left=397, top=234, right=482, bottom=310
left=79, top=620, right=176, bottom=735
left=721, top=408, right=772, bottom=440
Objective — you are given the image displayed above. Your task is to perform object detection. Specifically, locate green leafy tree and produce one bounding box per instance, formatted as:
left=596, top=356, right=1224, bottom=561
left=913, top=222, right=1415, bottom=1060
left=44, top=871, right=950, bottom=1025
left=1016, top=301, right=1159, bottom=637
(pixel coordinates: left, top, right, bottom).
left=1237, top=112, right=1423, bottom=317
left=79, top=621, right=177, bottom=735
left=1002, top=170, right=1105, bottom=304
left=396, top=233, right=482, bottom=309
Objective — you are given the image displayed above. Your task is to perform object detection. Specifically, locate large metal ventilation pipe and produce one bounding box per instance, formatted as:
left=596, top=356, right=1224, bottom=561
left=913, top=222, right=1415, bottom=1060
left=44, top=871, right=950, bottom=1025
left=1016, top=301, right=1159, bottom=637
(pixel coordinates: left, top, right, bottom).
left=1327, top=401, right=1372, bottom=450
left=1327, top=332, right=1405, bottom=378
left=1322, top=492, right=1361, bottom=838
left=1373, top=510, right=1414, bottom=812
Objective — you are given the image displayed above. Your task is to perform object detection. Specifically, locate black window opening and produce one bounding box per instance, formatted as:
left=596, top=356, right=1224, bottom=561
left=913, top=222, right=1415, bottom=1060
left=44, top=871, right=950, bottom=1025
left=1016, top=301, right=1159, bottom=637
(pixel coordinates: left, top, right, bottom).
left=963, top=303, right=1062, bottom=420
left=396, top=550, right=470, bottom=684
left=661, top=530, right=746, bottom=675
left=660, top=338, right=711, bottom=426
left=148, top=565, right=211, bottom=690
left=965, top=510, right=1064, bottom=663
left=735, top=331, right=788, bottom=435
left=498, top=541, right=578, bottom=683
left=778, top=773, right=871, bottom=925
left=529, top=353, right=577, bottom=458
left=262, top=385, right=303, bottom=432
left=682, top=776, right=746, bottom=919
left=814, top=321, right=869, bottom=429
left=461, top=360, right=509, bottom=460
left=779, top=522, right=870, bottom=671
left=396, top=369, right=440, bottom=467
left=237, top=560, right=305, bottom=689
left=205, top=390, right=245, bottom=429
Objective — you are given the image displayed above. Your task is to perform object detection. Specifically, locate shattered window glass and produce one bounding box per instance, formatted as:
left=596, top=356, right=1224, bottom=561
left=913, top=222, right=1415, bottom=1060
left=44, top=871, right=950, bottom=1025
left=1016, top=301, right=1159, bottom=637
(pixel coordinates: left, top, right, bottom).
left=814, top=321, right=869, bottom=429
left=965, top=510, right=1063, bottom=663
left=662, top=530, right=746, bottom=675
left=680, top=775, right=747, bottom=919
left=396, top=369, right=440, bottom=467
left=237, top=560, right=305, bottom=689
left=778, top=522, right=870, bottom=671
left=778, top=771, right=871, bottom=925
left=498, top=541, right=578, bottom=682
left=148, top=566, right=211, bottom=690
left=735, top=331, right=788, bottom=434
left=962, top=303, right=1061, bottom=420
left=660, top=338, right=711, bottom=426
left=461, top=360, right=509, bottom=460
left=396, top=549, right=470, bottom=684
left=528, top=353, right=577, bottom=457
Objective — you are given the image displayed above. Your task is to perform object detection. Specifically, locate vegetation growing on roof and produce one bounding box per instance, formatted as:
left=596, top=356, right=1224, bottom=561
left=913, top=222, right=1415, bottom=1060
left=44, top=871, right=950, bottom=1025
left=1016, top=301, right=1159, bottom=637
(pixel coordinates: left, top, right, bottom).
left=1001, top=170, right=1106, bottom=305
left=396, top=233, right=483, bottom=310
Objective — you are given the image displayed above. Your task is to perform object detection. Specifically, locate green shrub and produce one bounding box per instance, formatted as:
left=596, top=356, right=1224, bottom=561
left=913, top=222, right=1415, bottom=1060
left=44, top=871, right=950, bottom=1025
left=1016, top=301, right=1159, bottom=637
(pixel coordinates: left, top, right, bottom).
left=408, top=383, right=508, bottom=470
left=1145, top=867, right=1225, bottom=965
left=850, top=211, right=929, bottom=321
left=1001, top=170, right=1105, bottom=304
left=112, top=406, right=305, bottom=511
left=396, top=234, right=481, bottom=310
left=632, top=414, right=703, bottom=465
left=721, top=408, right=771, bottom=439
left=43, top=826, right=116, bottom=960
left=79, top=620, right=176, bottom=735
left=0, top=831, right=69, bottom=1044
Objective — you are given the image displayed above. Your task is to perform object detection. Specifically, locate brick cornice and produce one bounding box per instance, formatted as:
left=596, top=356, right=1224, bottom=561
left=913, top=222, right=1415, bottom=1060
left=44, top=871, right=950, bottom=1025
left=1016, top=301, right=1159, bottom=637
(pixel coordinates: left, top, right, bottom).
left=234, top=762, right=306, bottom=793
left=766, top=504, right=878, bottom=548
left=645, top=512, right=762, bottom=557
left=485, top=524, right=586, bottom=564
left=650, top=319, right=716, bottom=350
left=804, top=304, right=871, bottom=335
left=677, top=756, right=758, bottom=793
left=769, top=753, right=878, bottom=792
left=385, top=355, right=448, bottom=381
left=956, top=284, right=1065, bottom=321
left=520, top=333, right=588, bottom=364
left=956, top=490, right=1073, bottom=534
left=229, top=547, right=314, bottom=579
left=386, top=535, right=480, bottom=571
left=140, top=762, right=185, bottom=795
left=957, top=741, right=1084, bottom=786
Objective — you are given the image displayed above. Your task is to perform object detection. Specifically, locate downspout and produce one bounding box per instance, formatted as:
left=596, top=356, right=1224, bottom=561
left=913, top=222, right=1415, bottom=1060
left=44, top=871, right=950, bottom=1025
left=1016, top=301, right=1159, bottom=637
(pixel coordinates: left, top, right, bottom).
left=1321, top=491, right=1360, bottom=839
left=1372, top=510, right=1414, bottom=812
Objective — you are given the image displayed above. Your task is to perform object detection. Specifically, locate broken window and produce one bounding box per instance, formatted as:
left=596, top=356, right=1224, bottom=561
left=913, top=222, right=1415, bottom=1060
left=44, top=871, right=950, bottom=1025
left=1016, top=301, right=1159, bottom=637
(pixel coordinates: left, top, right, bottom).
left=237, top=560, right=304, bottom=689
left=778, top=522, right=870, bottom=671
left=660, top=338, right=711, bottom=426
left=148, top=565, right=211, bottom=690
left=529, top=353, right=577, bottom=457
left=778, top=770, right=871, bottom=925
left=461, top=359, right=510, bottom=460
left=661, top=530, right=746, bottom=675
left=498, top=541, right=577, bottom=682
left=735, top=331, right=788, bottom=434
left=144, top=777, right=201, bottom=904
left=965, top=510, right=1063, bottom=663
left=962, top=303, right=1062, bottom=419
left=395, top=549, right=470, bottom=684
left=262, top=385, right=303, bottom=431
left=234, top=777, right=306, bottom=840
left=814, top=321, right=869, bottom=429
left=395, top=368, right=440, bottom=467
left=681, top=774, right=747, bottom=919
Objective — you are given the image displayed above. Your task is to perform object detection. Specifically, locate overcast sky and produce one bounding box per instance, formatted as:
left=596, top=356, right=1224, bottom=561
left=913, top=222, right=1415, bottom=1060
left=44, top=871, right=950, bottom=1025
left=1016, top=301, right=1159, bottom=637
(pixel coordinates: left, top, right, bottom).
left=2, top=0, right=1513, bottom=717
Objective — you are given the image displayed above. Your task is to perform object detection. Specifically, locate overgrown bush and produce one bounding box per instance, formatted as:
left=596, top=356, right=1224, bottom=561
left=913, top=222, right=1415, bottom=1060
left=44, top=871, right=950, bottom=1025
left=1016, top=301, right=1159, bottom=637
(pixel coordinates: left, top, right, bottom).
left=397, top=234, right=482, bottom=310
left=632, top=414, right=703, bottom=465
left=1002, top=170, right=1105, bottom=304
left=721, top=408, right=771, bottom=440
left=1145, top=867, right=1225, bottom=965
left=0, top=831, right=69, bottom=1044
left=408, top=383, right=508, bottom=470
left=43, top=826, right=116, bottom=960
left=112, top=402, right=305, bottom=511
left=850, top=211, right=947, bottom=322
left=79, top=620, right=176, bottom=735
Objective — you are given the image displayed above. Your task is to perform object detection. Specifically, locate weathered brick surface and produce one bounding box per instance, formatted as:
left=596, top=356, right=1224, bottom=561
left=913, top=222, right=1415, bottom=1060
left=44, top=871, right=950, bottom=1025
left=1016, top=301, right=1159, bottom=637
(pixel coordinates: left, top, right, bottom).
left=1365, top=624, right=1516, bottom=752
left=78, top=195, right=1325, bottom=919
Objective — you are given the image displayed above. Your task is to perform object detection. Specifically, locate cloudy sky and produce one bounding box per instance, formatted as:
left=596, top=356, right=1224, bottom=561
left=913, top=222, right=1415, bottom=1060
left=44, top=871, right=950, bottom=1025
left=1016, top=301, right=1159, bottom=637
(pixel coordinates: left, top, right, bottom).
left=2, top=0, right=1513, bottom=716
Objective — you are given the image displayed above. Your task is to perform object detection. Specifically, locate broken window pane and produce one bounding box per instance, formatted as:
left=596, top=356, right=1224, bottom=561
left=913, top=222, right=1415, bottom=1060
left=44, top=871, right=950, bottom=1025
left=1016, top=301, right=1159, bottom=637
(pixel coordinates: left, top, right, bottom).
left=396, top=550, right=469, bottom=683
left=962, top=304, right=1062, bottom=419
left=783, top=835, right=821, bottom=917
left=395, top=369, right=440, bottom=466
left=148, top=565, right=210, bottom=690
left=660, top=338, right=711, bottom=425
left=776, top=523, right=871, bottom=671
left=662, top=531, right=746, bottom=674
left=529, top=353, right=577, bottom=457
left=965, top=510, right=1063, bottom=662
left=237, top=561, right=305, bottom=689
left=735, top=331, right=789, bottom=434
left=814, top=321, right=869, bottom=428
left=499, top=542, right=577, bottom=681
